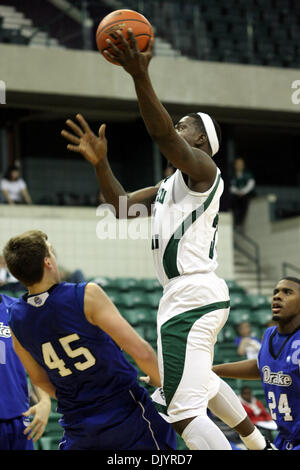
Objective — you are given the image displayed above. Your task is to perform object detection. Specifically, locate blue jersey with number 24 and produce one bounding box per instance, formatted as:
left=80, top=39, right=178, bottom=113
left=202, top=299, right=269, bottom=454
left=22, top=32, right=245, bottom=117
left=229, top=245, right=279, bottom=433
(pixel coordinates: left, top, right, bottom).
left=258, top=326, right=300, bottom=450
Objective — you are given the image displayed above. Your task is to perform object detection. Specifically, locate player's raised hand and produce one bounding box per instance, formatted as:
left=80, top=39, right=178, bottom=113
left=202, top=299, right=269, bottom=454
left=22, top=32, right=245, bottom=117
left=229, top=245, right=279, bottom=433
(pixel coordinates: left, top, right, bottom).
left=61, top=114, right=107, bottom=167
left=105, top=29, right=154, bottom=76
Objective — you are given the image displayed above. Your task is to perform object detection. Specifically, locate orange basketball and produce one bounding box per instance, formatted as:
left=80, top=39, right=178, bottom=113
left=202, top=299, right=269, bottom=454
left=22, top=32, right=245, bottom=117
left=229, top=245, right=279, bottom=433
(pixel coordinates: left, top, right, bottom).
left=96, top=9, right=154, bottom=65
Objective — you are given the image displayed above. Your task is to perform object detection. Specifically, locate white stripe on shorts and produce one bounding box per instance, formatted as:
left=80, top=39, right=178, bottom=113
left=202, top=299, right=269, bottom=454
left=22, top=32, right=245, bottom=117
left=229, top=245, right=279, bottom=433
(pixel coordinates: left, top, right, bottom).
left=129, top=389, right=160, bottom=450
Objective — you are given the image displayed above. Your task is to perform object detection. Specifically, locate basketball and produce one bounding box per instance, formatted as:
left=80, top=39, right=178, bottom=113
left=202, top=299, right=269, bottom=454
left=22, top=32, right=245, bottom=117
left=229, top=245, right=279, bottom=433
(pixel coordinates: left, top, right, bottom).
left=96, top=9, right=154, bottom=65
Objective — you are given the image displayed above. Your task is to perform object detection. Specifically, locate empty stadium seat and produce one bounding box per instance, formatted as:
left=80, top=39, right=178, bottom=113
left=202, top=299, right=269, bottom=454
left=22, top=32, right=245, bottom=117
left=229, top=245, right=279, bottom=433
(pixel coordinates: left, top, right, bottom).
left=112, top=277, right=140, bottom=291
left=121, top=307, right=156, bottom=327
left=220, top=343, right=240, bottom=362
left=2, top=0, right=298, bottom=68
left=225, top=280, right=245, bottom=294
left=137, top=278, right=162, bottom=292
left=252, top=308, right=272, bottom=326
left=14, top=289, right=27, bottom=298
left=143, top=291, right=161, bottom=309
left=250, top=324, right=263, bottom=340
left=39, top=436, right=61, bottom=450
left=91, top=276, right=113, bottom=288
left=248, top=294, right=270, bottom=310
left=230, top=292, right=252, bottom=310
left=143, top=326, right=157, bottom=345
left=0, top=289, right=15, bottom=297
left=105, top=289, right=123, bottom=306
left=44, top=412, right=62, bottom=437
left=118, top=290, right=147, bottom=308
left=228, top=308, right=251, bottom=325
left=219, top=324, right=237, bottom=342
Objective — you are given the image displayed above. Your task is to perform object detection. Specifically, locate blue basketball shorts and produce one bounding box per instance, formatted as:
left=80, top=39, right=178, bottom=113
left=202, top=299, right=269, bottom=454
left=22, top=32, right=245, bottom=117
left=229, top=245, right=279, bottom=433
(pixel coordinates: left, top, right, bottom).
left=274, top=433, right=300, bottom=451
left=59, top=384, right=177, bottom=450
left=0, top=416, right=34, bottom=450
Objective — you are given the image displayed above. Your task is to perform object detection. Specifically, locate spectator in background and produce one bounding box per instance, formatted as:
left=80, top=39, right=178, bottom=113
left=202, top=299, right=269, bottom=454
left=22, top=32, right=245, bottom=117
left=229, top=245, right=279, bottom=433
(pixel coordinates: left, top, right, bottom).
left=229, top=157, right=255, bottom=230
left=0, top=165, right=32, bottom=205
left=59, top=266, right=86, bottom=284
left=239, top=386, right=277, bottom=438
left=235, top=321, right=261, bottom=359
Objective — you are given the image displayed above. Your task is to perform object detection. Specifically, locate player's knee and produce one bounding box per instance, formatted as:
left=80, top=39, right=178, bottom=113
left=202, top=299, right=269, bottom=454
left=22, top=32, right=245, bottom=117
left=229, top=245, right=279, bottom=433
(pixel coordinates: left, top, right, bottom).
left=233, top=416, right=255, bottom=437
left=171, top=416, right=197, bottom=436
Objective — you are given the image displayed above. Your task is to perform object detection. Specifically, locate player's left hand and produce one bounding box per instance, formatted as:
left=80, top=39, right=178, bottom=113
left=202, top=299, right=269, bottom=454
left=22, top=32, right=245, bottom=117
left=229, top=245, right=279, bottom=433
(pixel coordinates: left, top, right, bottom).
left=105, top=29, right=154, bottom=76
left=22, top=399, right=51, bottom=442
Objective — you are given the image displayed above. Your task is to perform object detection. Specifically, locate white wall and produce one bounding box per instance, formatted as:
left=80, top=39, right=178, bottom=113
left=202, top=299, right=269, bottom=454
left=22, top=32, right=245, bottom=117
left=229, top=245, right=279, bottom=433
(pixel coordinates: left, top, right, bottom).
left=244, top=196, right=300, bottom=280
left=1, top=43, right=300, bottom=115
left=0, top=204, right=234, bottom=281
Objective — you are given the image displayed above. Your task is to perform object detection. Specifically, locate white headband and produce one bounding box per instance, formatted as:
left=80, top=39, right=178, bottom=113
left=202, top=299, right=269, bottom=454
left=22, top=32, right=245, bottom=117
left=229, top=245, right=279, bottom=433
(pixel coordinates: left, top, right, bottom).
left=197, top=112, right=219, bottom=157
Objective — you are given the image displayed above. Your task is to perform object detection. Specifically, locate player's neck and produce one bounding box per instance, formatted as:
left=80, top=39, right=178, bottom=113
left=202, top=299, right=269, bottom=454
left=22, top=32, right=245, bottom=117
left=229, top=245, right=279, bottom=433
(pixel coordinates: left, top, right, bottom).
left=27, top=278, right=59, bottom=296
left=277, top=316, right=300, bottom=334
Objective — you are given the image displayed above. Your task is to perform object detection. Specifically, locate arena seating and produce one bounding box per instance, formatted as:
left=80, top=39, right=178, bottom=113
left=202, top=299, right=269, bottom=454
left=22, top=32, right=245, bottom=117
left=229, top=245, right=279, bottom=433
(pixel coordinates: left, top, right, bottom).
left=0, top=0, right=299, bottom=68
left=0, top=3, right=61, bottom=47
left=116, top=0, right=300, bottom=68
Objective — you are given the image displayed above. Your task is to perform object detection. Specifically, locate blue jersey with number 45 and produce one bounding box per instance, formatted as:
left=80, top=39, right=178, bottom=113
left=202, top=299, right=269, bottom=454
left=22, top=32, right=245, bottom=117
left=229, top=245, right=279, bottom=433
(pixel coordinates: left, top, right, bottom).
left=258, top=326, right=300, bottom=450
left=8, top=283, right=138, bottom=426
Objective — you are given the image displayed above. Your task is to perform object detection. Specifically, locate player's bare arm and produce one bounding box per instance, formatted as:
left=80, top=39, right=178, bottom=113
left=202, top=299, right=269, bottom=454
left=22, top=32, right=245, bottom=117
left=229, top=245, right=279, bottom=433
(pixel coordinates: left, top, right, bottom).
left=212, top=359, right=261, bottom=380
left=61, top=114, right=158, bottom=217
left=84, top=282, right=161, bottom=386
left=105, top=30, right=216, bottom=187
left=11, top=331, right=57, bottom=399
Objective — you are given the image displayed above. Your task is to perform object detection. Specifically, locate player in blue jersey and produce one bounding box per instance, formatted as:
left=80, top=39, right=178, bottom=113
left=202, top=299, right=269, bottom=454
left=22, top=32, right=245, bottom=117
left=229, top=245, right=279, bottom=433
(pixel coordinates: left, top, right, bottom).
left=0, top=293, right=51, bottom=450
left=3, top=230, right=176, bottom=450
left=213, top=276, right=300, bottom=450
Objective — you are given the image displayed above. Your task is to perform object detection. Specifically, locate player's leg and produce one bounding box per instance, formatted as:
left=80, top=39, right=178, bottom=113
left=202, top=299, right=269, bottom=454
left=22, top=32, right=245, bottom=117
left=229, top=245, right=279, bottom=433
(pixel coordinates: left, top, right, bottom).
left=158, top=309, right=232, bottom=450
left=208, top=377, right=267, bottom=450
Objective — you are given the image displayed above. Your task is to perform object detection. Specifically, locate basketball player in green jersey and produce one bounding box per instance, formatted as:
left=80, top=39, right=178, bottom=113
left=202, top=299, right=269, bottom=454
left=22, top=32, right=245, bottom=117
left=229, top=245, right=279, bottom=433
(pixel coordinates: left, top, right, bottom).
left=61, top=30, right=270, bottom=450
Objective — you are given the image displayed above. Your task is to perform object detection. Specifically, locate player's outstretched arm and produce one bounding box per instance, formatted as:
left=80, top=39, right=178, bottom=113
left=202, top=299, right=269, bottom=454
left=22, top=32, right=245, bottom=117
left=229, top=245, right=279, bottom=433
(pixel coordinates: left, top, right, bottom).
left=212, top=359, right=261, bottom=380
left=84, top=282, right=161, bottom=387
left=105, top=30, right=216, bottom=185
left=11, top=331, right=57, bottom=399
left=61, top=114, right=158, bottom=217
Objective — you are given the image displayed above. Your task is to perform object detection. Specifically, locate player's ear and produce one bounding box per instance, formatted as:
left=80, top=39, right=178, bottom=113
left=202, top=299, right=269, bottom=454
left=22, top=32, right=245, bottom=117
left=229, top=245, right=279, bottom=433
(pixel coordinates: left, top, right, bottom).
left=195, top=132, right=207, bottom=146
left=44, top=257, right=52, bottom=269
